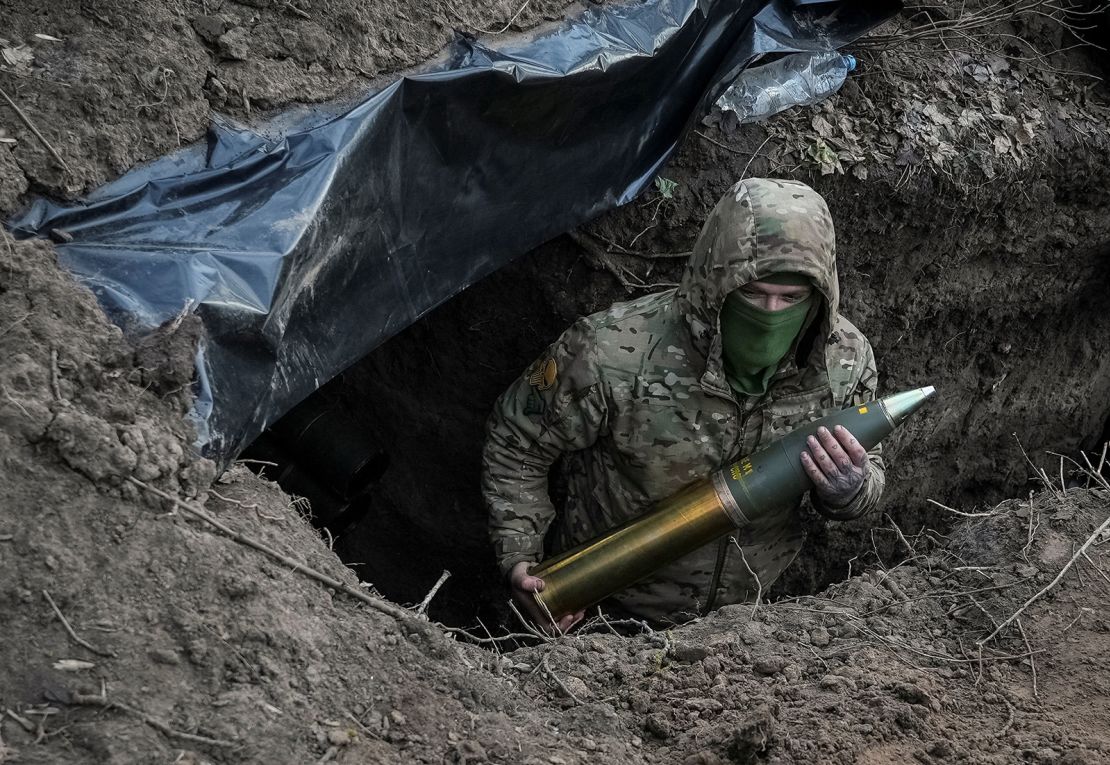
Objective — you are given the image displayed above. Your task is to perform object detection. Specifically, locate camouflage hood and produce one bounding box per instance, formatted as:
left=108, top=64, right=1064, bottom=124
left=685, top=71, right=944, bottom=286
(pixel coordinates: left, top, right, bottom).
left=674, top=178, right=840, bottom=374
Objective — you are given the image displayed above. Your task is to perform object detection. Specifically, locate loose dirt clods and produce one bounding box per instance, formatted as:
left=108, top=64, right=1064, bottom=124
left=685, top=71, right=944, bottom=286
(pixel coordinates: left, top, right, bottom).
left=2, top=0, right=1110, bottom=762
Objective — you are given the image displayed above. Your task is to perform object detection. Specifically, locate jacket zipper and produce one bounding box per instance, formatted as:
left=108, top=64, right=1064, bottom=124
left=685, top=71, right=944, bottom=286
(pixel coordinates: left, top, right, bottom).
left=702, top=393, right=762, bottom=615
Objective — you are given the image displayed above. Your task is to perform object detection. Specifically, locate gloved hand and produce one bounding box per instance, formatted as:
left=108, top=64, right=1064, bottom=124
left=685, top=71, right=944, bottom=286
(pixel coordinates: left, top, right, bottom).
left=508, top=561, right=585, bottom=635
left=799, top=424, right=867, bottom=508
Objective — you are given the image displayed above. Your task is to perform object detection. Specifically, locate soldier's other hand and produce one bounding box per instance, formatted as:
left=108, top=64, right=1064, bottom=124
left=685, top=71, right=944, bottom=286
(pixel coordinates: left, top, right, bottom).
left=508, top=561, right=584, bottom=636
left=800, top=424, right=867, bottom=508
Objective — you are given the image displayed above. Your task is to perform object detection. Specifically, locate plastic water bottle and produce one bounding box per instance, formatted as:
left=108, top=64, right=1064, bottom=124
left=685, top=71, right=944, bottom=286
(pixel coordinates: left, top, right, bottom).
left=716, top=51, right=857, bottom=123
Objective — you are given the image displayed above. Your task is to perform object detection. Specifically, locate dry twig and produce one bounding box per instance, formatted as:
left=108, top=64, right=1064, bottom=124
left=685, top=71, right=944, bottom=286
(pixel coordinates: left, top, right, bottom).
left=0, top=85, right=70, bottom=171
left=541, top=652, right=580, bottom=705
left=926, top=498, right=997, bottom=518
left=1016, top=617, right=1038, bottom=698
left=4, top=708, right=34, bottom=733
left=1, top=226, right=14, bottom=258
left=49, top=349, right=63, bottom=401
left=283, top=1, right=312, bottom=19
left=1014, top=434, right=1063, bottom=500
left=566, top=230, right=678, bottom=292
left=738, top=135, right=773, bottom=182
left=1081, top=550, right=1110, bottom=585
left=127, top=477, right=415, bottom=623
left=70, top=690, right=234, bottom=748
left=1021, top=492, right=1039, bottom=564
left=414, top=569, right=451, bottom=617
left=886, top=514, right=918, bottom=561
left=980, top=512, right=1110, bottom=646
left=479, top=0, right=531, bottom=35
left=731, top=537, right=763, bottom=620
left=1062, top=607, right=1090, bottom=632
left=42, top=590, right=114, bottom=657
left=443, top=624, right=541, bottom=644
left=995, top=697, right=1016, bottom=737
left=507, top=599, right=554, bottom=642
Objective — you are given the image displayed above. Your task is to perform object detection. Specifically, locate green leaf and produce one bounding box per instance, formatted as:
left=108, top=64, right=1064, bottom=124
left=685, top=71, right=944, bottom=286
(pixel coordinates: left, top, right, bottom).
left=654, top=176, right=678, bottom=199
left=805, top=139, right=843, bottom=176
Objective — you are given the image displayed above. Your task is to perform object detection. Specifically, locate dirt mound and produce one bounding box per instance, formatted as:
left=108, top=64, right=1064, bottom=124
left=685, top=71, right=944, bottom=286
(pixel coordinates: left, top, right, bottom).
left=507, top=487, right=1110, bottom=764
left=0, top=0, right=577, bottom=214
left=0, top=235, right=601, bottom=763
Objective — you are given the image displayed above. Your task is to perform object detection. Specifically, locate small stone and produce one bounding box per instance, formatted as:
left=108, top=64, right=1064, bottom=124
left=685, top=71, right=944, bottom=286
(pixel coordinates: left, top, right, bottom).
left=218, top=27, right=251, bottom=60
left=149, top=648, right=180, bottom=665
left=671, top=642, right=709, bottom=663
left=702, top=656, right=722, bottom=677
left=893, top=682, right=939, bottom=710
left=729, top=703, right=775, bottom=761
left=645, top=712, right=672, bottom=739
left=451, top=740, right=486, bottom=764
left=192, top=14, right=226, bottom=42
left=561, top=676, right=590, bottom=700
left=819, top=674, right=857, bottom=692
left=928, top=740, right=954, bottom=758
left=186, top=639, right=207, bottom=665
left=327, top=728, right=354, bottom=746
left=389, top=710, right=406, bottom=726
left=739, top=621, right=770, bottom=645
left=753, top=656, right=786, bottom=676
left=809, top=626, right=831, bottom=647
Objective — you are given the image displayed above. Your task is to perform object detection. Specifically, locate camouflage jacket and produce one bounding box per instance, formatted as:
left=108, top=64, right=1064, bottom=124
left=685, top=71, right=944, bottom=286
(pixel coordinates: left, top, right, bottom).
left=482, top=178, right=885, bottom=624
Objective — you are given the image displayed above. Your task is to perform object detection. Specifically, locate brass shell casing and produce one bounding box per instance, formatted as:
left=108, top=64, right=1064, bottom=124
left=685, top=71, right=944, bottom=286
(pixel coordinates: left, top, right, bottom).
left=527, top=386, right=937, bottom=621
left=531, top=478, right=734, bottom=619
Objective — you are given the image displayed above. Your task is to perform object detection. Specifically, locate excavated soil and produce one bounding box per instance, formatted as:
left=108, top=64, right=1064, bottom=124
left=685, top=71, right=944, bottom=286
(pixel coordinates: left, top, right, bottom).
left=2, top=1, right=1110, bottom=763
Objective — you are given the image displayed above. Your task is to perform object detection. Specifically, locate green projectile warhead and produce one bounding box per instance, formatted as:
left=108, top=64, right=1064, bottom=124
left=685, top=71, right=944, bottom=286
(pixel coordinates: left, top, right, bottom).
left=531, top=386, right=937, bottom=620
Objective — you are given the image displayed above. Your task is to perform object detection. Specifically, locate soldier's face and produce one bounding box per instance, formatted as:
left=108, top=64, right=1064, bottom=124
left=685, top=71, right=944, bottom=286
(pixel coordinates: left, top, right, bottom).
left=735, top=280, right=813, bottom=312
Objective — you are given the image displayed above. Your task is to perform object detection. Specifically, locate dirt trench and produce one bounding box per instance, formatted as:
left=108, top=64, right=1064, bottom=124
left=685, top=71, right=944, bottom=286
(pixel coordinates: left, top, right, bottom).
left=3, top=1, right=1110, bottom=763
left=313, top=21, right=1110, bottom=620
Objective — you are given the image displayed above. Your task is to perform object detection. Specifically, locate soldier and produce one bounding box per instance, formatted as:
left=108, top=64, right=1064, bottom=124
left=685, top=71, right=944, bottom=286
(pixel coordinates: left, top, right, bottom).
left=482, top=178, right=884, bottom=631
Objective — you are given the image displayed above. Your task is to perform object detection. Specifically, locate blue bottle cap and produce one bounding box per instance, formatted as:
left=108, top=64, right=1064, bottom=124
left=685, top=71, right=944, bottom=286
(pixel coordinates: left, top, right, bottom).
left=842, top=54, right=857, bottom=72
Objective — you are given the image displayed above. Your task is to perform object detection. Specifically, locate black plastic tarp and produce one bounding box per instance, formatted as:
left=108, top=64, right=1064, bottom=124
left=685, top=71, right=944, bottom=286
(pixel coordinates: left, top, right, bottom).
left=9, top=0, right=897, bottom=463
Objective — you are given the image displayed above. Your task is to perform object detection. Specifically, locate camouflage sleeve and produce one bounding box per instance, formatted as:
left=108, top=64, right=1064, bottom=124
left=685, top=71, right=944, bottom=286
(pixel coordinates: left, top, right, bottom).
left=482, top=318, right=609, bottom=579
left=813, top=340, right=886, bottom=521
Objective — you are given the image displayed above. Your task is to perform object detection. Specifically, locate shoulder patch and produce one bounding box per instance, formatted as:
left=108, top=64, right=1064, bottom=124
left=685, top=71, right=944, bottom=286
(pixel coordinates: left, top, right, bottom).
left=528, top=357, right=558, bottom=391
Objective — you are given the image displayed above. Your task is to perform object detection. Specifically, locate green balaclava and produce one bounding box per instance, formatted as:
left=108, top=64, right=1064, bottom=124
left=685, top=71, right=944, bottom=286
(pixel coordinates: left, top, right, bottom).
left=719, top=272, right=814, bottom=397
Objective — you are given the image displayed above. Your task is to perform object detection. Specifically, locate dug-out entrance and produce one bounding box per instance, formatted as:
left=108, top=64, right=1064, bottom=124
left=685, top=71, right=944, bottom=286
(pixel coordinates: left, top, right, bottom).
left=240, top=225, right=1110, bottom=629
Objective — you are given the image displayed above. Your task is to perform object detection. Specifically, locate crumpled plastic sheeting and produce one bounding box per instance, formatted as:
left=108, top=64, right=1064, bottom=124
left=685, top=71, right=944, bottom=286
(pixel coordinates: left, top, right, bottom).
left=9, top=0, right=898, bottom=463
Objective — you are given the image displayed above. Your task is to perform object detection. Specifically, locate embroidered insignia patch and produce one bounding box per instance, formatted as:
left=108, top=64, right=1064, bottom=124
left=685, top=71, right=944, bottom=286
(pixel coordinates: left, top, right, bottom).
left=528, top=357, right=558, bottom=391
left=523, top=390, right=546, bottom=418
